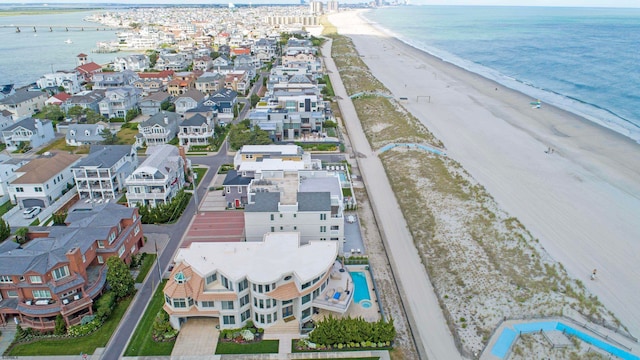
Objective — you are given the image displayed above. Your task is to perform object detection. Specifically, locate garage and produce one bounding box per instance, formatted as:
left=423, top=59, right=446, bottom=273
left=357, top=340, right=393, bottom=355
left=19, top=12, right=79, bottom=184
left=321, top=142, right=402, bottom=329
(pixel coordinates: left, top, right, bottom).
left=22, top=198, right=45, bottom=209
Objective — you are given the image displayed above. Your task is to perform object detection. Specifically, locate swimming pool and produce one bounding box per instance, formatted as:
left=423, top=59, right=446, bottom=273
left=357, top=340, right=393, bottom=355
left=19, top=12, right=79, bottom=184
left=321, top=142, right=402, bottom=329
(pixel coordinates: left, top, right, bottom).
left=350, top=271, right=371, bottom=303
left=338, top=171, right=348, bottom=184
left=491, top=321, right=640, bottom=360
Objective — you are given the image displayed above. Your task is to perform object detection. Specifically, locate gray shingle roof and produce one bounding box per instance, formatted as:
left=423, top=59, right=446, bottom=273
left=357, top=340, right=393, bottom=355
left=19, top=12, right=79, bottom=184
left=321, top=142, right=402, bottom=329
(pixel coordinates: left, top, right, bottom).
left=0, top=203, right=135, bottom=276
left=245, top=192, right=280, bottom=212
left=223, top=170, right=252, bottom=186
left=0, top=90, right=45, bottom=105
left=181, top=113, right=207, bottom=126
left=75, top=145, right=133, bottom=168
left=297, top=192, right=331, bottom=212
left=3, top=117, right=49, bottom=133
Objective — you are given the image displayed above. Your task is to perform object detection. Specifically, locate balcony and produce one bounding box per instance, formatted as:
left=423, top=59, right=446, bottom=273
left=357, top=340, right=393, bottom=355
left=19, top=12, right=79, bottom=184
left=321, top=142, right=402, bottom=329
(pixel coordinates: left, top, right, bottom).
left=126, top=192, right=169, bottom=200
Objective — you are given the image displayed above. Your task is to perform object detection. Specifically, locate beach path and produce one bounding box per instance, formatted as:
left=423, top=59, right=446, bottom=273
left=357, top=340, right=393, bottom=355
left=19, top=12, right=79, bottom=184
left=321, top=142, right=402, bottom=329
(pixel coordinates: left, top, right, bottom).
left=322, top=32, right=463, bottom=360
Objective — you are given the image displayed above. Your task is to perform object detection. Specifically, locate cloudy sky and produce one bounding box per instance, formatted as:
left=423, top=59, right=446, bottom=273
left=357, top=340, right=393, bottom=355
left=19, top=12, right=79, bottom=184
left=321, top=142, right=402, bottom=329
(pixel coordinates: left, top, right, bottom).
left=8, top=0, right=640, bottom=6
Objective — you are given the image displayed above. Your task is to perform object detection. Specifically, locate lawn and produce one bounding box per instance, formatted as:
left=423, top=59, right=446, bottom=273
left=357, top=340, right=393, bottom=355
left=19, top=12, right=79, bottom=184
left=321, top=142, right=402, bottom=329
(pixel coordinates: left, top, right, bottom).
left=37, top=137, right=89, bottom=155
left=215, top=339, right=279, bottom=354
left=192, top=167, right=207, bottom=186
left=124, top=280, right=175, bottom=356
left=0, top=201, right=15, bottom=217
left=116, top=125, right=138, bottom=145
left=8, top=296, right=133, bottom=356
left=135, top=253, right=157, bottom=283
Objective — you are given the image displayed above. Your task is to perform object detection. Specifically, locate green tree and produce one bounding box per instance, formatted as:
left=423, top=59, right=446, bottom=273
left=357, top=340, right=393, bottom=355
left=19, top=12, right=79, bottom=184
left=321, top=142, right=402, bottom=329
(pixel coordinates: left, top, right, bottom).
left=84, top=109, right=106, bottom=124
left=67, top=105, right=84, bottom=119
left=0, top=218, right=11, bottom=242
left=125, top=108, right=140, bottom=122
left=54, top=314, right=67, bottom=335
left=250, top=94, right=260, bottom=108
left=52, top=211, right=68, bottom=225
left=35, top=104, right=65, bottom=122
left=106, top=256, right=135, bottom=300
left=323, top=120, right=337, bottom=128
left=15, top=227, right=29, bottom=245
left=101, top=128, right=118, bottom=145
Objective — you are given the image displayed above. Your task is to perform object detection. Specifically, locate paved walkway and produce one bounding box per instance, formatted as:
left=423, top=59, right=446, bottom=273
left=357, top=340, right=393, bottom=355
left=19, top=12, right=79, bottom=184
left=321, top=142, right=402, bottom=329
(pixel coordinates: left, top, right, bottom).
left=322, top=36, right=461, bottom=360
left=171, top=318, right=219, bottom=357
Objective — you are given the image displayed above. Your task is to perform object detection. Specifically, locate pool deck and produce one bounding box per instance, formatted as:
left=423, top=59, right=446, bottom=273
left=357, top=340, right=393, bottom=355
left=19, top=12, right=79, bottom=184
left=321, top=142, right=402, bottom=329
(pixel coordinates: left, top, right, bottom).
left=481, top=314, right=640, bottom=360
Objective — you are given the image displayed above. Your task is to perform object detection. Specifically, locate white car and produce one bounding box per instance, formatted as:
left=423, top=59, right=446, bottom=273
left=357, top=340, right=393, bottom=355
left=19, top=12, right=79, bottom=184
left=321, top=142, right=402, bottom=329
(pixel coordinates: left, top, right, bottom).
left=23, top=206, right=41, bottom=219
left=347, top=215, right=356, bottom=223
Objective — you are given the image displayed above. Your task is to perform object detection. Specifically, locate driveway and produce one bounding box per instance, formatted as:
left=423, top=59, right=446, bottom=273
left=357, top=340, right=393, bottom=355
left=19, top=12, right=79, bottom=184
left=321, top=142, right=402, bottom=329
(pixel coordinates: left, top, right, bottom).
left=171, top=317, right=219, bottom=356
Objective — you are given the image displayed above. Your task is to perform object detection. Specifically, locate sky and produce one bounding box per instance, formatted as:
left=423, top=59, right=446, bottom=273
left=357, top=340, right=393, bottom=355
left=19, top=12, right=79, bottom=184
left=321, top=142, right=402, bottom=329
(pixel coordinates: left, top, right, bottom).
left=6, top=0, right=640, bottom=6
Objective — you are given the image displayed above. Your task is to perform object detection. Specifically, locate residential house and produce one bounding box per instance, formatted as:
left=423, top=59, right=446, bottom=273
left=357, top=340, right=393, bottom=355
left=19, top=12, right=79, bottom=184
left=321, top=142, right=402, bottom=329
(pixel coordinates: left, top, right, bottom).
left=249, top=108, right=298, bottom=141
left=62, top=90, right=105, bottom=115
left=112, top=54, right=149, bottom=72
left=139, top=92, right=171, bottom=116
left=0, top=90, right=48, bottom=121
left=75, top=62, right=103, bottom=83
left=230, top=47, right=251, bottom=57
left=234, top=55, right=257, bottom=69
left=251, top=38, right=278, bottom=63
left=36, top=71, right=82, bottom=95
left=224, top=70, right=251, bottom=94
left=45, top=92, right=71, bottom=107
left=137, top=70, right=174, bottom=87
left=178, top=114, right=214, bottom=149
left=92, top=70, right=139, bottom=90
left=65, top=123, right=109, bottom=146
left=163, top=232, right=350, bottom=331
left=155, top=53, right=191, bottom=71
left=132, top=78, right=165, bottom=95
left=212, top=55, right=231, bottom=68
left=137, top=111, right=180, bottom=146
left=1, top=118, right=55, bottom=152
left=174, top=89, right=205, bottom=115
left=167, top=72, right=198, bottom=96
left=0, top=84, right=15, bottom=100
left=8, top=151, right=81, bottom=209
left=0, top=155, right=28, bottom=197
left=194, top=72, right=224, bottom=94
left=244, top=168, right=344, bottom=245
left=0, top=203, right=144, bottom=329
left=221, top=170, right=252, bottom=209
left=0, top=110, right=13, bottom=133
left=209, top=88, right=238, bottom=122
left=125, top=144, right=186, bottom=208
left=98, top=87, right=141, bottom=119
left=192, top=56, right=212, bottom=71
left=73, top=145, right=138, bottom=201
left=217, top=45, right=231, bottom=57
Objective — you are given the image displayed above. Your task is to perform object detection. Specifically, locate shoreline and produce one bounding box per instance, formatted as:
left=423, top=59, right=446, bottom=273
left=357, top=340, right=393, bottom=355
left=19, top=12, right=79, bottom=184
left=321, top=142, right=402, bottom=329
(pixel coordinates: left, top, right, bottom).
left=329, top=9, right=640, bottom=338
left=360, top=9, right=640, bottom=144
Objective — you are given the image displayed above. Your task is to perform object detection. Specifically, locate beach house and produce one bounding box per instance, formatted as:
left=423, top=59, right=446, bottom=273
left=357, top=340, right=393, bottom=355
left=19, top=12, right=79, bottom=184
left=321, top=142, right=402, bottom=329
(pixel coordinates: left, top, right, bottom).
left=72, top=145, right=138, bottom=201
left=1, top=118, right=55, bottom=152
left=163, top=232, right=353, bottom=331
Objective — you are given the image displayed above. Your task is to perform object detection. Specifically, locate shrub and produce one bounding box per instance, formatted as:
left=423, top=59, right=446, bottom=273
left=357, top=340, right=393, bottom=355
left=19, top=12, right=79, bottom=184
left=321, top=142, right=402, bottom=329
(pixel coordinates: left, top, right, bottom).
left=54, top=314, right=66, bottom=335
left=68, top=319, right=100, bottom=337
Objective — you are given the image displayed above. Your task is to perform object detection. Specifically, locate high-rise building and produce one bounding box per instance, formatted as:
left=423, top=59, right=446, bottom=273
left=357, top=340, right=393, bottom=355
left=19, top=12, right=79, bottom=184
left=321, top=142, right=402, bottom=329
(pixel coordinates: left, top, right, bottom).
left=326, top=0, right=339, bottom=12
left=309, top=0, right=323, bottom=15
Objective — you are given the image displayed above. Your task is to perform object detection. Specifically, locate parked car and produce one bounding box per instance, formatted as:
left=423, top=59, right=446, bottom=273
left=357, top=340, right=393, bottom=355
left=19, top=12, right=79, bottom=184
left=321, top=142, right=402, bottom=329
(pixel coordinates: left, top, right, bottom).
left=347, top=215, right=356, bottom=223
left=23, top=206, right=42, bottom=219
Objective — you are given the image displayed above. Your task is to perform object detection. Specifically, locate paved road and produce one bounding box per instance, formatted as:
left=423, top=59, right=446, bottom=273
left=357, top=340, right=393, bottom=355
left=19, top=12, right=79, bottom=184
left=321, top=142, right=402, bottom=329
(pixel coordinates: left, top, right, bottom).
left=321, top=39, right=462, bottom=360
left=102, top=145, right=232, bottom=360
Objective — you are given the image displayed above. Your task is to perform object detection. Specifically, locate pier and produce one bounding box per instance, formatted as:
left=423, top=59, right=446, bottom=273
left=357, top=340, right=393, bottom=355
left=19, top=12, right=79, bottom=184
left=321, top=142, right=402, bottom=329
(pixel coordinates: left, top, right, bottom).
left=2, top=25, right=124, bottom=33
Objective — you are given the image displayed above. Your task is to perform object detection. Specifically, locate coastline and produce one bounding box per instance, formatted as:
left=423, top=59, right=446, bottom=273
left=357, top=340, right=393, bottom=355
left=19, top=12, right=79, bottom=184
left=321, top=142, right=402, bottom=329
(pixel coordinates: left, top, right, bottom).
left=329, top=8, right=640, bottom=339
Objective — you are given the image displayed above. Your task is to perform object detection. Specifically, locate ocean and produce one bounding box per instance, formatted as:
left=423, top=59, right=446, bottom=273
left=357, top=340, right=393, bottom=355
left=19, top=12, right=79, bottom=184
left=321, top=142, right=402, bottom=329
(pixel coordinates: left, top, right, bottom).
left=0, top=10, right=120, bottom=88
left=364, top=6, right=640, bottom=142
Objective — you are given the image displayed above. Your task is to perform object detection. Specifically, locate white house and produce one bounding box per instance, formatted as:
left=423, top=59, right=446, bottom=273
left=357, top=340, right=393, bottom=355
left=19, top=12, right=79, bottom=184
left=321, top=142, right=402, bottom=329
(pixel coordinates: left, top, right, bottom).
left=125, top=144, right=186, bottom=208
left=163, top=232, right=352, bottom=331
left=112, top=54, right=150, bottom=72
left=8, top=151, right=81, bottom=209
left=36, top=71, right=82, bottom=95
left=0, top=155, right=28, bottom=197
left=137, top=111, right=180, bottom=146
left=98, top=87, right=141, bottom=119
left=72, top=145, right=138, bottom=201
left=178, top=114, right=215, bottom=150
left=1, top=118, right=55, bottom=152
left=0, top=90, right=48, bottom=120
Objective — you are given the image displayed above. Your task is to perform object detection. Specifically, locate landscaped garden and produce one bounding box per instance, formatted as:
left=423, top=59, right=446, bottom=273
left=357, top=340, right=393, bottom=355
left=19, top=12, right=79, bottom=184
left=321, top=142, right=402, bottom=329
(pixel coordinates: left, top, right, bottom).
left=293, top=316, right=395, bottom=353
left=215, top=321, right=278, bottom=355
left=124, top=280, right=176, bottom=357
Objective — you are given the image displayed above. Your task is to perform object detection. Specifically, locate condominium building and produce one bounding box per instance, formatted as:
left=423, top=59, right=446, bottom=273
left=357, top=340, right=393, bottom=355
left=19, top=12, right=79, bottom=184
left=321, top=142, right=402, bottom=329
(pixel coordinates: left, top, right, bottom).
left=163, top=232, right=353, bottom=331
left=72, top=145, right=138, bottom=201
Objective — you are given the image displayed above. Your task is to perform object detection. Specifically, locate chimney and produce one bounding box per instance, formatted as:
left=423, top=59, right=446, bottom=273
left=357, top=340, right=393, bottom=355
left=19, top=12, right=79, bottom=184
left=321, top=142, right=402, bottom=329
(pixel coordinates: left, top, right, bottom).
left=164, top=115, right=169, bottom=125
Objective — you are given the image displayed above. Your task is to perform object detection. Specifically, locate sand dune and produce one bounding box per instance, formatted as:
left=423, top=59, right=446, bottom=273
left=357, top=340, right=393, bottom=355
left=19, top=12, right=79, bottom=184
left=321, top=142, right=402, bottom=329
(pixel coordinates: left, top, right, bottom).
left=329, top=9, right=640, bottom=338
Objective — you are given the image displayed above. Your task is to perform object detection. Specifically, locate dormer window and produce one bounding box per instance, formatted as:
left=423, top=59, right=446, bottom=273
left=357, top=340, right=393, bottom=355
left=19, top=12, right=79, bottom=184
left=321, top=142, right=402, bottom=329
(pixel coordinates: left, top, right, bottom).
left=174, top=271, right=187, bottom=284
left=108, top=231, right=117, bottom=244
left=52, top=266, right=70, bottom=281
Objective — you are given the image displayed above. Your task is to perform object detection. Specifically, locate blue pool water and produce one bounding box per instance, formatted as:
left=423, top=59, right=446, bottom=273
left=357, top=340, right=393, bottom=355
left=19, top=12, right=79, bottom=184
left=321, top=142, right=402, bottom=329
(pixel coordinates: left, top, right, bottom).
left=338, top=172, right=348, bottom=184
left=491, top=321, right=640, bottom=360
left=350, top=271, right=371, bottom=303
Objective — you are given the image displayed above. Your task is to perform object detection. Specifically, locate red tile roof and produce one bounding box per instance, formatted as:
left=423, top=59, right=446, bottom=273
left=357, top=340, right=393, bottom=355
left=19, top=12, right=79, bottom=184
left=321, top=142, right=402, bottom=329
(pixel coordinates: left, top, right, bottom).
left=76, top=62, right=102, bottom=73
left=52, top=92, right=71, bottom=101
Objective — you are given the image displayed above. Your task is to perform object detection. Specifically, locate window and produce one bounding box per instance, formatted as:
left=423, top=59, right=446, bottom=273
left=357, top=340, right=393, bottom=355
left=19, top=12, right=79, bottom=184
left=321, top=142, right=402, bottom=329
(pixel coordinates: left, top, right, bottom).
left=7, top=290, right=18, bottom=297
left=238, top=186, right=242, bottom=193
left=301, top=281, right=311, bottom=290
left=206, top=273, right=217, bottom=284
left=173, top=298, right=187, bottom=308
left=118, top=245, right=125, bottom=257
left=108, top=231, right=117, bottom=244
left=270, top=226, right=274, bottom=232
left=30, top=275, right=42, bottom=284
left=201, top=301, right=215, bottom=308
left=238, top=279, right=248, bottom=292
left=220, top=276, right=233, bottom=291
left=302, top=294, right=311, bottom=304
left=52, top=266, right=69, bottom=281
left=35, top=187, right=43, bottom=192
left=33, top=290, right=52, bottom=299
left=134, top=225, right=140, bottom=235
left=320, top=213, right=326, bottom=220
left=97, top=255, right=104, bottom=264
left=165, top=294, right=171, bottom=305
left=331, top=225, right=339, bottom=230
left=223, top=315, right=235, bottom=325
left=302, top=307, right=311, bottom=319
left=15, top=187, right=24, bottom=193
left=240, top=294, right=249, bottom=307
left=320, top=226, right=326, bottom=233
left=241, top=309, right=251, bottom=322
left=222, top=301, right=234, bottom=310
left=270, top=214, right=274, bottom=221
left=0, top=275, right=12, bottom=283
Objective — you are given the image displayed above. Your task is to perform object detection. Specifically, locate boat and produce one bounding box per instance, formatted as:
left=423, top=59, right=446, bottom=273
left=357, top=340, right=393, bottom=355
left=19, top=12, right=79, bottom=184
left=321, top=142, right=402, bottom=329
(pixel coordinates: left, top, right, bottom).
left=64, top=39, right=73, bottom=44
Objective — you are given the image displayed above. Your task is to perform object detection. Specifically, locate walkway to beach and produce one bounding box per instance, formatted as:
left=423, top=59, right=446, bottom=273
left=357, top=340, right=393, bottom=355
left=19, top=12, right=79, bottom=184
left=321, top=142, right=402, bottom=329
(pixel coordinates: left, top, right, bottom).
left=322, top=36, right=461, bottom=360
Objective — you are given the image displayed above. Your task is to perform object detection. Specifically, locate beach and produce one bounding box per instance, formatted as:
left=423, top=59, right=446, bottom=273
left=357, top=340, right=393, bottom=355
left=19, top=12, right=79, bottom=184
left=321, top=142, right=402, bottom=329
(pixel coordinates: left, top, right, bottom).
left=329, top=8, right=640, bottom=342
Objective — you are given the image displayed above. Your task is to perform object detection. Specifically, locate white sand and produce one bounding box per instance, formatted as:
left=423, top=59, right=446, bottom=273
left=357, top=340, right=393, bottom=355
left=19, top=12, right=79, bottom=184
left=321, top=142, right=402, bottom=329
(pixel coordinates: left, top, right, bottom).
left=329, top=9, right=640, bottom=339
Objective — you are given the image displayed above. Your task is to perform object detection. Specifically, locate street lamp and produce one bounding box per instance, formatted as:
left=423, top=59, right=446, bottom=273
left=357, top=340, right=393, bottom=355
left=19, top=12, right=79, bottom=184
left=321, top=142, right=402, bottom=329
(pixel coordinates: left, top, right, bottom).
left=192, top=170, right=198, bottom=214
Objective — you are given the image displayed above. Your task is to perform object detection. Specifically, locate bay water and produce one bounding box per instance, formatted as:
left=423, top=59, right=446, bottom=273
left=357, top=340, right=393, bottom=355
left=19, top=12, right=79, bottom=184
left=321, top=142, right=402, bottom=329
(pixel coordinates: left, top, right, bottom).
left=364, top=6, right=640, bottom=142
